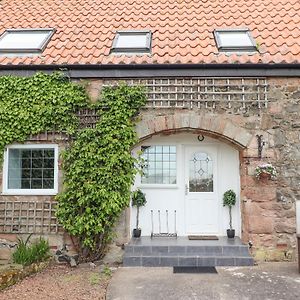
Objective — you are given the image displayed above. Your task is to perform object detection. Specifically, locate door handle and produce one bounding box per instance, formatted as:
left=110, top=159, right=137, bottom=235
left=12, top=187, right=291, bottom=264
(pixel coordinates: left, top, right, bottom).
left=185, top=184, right=189, bottom=195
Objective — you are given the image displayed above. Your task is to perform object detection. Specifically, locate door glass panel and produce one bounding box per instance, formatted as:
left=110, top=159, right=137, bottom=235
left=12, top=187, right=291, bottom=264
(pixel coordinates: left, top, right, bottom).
left=141, top=145, right=176, bottom=184
left=189, top=152, right=213, bottom=192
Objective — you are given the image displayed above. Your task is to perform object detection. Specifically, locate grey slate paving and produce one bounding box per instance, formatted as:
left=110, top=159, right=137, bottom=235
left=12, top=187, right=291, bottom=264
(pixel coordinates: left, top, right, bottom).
left=128, top=236, right=244, bottom=246
left=142, top=256, right=160, bottom=267
left=124, top=236, right=254, bottom=267
left=197, top=257, right=216, bottom=267
left=159, top=256, right=179, bottom=267
left=216, top=257, right=235, bottom=266
left=178, top=257, right=197, bottom=266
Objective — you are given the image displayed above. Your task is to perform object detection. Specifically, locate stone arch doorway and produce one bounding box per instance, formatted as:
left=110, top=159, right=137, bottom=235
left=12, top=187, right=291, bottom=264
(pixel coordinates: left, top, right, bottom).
left=131, top=113, right=253, bottom=238
left=136, top=112, right=253, bottom=149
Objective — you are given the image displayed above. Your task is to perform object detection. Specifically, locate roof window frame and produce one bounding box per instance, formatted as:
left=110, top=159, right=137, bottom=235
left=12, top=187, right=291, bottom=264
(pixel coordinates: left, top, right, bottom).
left=214, top=28, right=257, bottom=52
left=0, top=28, right=55, bottom=54
left=111, top=30, right=152, bottom=54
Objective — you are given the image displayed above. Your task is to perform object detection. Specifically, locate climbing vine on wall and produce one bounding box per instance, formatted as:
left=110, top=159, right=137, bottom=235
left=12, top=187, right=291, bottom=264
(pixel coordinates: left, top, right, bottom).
left=0, top=72, right=88, bottom=161
left=0, top=72, right=146, bottom=262
left=56, top=84, right=146, bottom=261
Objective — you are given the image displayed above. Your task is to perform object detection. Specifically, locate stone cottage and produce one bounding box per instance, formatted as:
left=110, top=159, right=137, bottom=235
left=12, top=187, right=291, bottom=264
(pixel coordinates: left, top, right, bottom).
left=0, top=0, right=299, bottom=265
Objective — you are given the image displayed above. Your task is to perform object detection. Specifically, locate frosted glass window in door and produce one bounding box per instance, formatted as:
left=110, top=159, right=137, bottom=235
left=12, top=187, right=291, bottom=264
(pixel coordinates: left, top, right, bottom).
left=189, top=152, right=213, bottom=192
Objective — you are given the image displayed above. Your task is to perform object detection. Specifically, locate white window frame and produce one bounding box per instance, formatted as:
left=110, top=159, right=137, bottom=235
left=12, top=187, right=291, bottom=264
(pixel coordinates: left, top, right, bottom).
left=214, top=28, right=257, bottom=52
left=2, top=144, right=59, bottom=195
left=111, top=30, right=152, bottom=54
left=0, top=28, right=55, bottom=54
left=139, top=144, right=178, bottom=187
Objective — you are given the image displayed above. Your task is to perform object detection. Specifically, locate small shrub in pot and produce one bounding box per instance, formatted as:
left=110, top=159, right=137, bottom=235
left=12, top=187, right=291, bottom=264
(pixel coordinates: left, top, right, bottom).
left=131, top=189, right=147, bottom=238
left=223, top=189, right=236, bottom=238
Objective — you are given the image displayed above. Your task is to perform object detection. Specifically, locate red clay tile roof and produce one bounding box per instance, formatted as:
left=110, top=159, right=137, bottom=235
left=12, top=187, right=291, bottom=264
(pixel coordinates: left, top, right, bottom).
left=0, top=0, right=299, bottom=66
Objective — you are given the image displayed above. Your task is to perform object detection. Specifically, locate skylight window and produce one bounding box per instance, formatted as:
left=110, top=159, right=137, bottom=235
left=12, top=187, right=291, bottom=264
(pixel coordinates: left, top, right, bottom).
left=111, top=30, right=152, bottom=54
left=0, top=29, right=54, bottom=53
left=214, top=29, right=257, bottom=52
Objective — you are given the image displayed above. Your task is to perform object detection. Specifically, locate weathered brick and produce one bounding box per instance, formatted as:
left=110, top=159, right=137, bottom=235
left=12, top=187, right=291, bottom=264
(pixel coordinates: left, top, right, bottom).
left=180, top=113, right=191, bottom=128
left=223, top=122, right=240, bottom=140
left=199, top=115, right=213, bottom=131
left=189, top=113, right=201, bottom=129
left=136, top=123, right=152, bottom=139
left=174, top=114, right=182, bottom=129
left=244, top=187, right=277, bottom=202
left=235, top=130, right=253, bottom=148
left=154, top=116, right=166, bottom=133
left=165, top=115, right=175, bottom=130
left=248, top=216, right=274, bottom=234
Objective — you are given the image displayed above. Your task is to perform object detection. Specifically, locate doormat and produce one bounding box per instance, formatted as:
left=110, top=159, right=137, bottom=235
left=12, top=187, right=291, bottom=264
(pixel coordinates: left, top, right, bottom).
left=173, top=267, right=218, bottom=274
left=188, top=235, right=219, bottom=240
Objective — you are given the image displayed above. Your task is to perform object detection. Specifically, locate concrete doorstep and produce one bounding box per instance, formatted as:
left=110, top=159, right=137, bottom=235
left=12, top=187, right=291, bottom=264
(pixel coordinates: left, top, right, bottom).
left=106, top=262, right=300, bottom=300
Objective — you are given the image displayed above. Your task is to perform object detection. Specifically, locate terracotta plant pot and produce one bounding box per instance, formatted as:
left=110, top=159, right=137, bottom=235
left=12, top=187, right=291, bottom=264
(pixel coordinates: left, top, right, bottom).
left=133, top=228, right=141, bottom=238
left=227, top=229, right=235, bottom=238
left=259, top=172, right=271, bottom=180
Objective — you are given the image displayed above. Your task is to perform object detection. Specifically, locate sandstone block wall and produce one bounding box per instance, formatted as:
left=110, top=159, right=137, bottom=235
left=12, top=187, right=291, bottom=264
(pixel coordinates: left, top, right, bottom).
left=0, top=76, right=299, bottom=263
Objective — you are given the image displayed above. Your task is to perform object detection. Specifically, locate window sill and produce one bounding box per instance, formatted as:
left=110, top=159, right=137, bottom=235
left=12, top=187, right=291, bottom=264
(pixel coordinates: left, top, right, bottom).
left=138, top=184, right=179, bottom=189
left=2, top=190, right=58, bottom=196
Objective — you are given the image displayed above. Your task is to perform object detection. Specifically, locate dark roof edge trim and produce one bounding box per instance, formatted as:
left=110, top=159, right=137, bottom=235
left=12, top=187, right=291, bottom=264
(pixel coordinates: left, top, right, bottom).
left=0, top=64, right=300, bottom=78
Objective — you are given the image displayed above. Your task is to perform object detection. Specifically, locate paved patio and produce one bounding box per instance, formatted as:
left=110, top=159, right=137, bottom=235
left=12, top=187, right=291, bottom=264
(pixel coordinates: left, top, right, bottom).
left=107, top=262, right=300, bottom=300
left=124, top=236, right=253, bottom=267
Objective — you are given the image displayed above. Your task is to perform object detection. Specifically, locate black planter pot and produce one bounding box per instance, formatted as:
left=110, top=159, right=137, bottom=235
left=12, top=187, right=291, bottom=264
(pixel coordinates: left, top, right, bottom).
left=227, top=229, right=235, bottom=239
left=133, top=228, right=141, bottom=238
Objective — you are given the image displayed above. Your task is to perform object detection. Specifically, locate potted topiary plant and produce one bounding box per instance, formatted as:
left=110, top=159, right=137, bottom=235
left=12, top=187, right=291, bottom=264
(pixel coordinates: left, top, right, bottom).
left=131, top=189, right=147, bottom=238
left=223, top=189, right=236, bottom=238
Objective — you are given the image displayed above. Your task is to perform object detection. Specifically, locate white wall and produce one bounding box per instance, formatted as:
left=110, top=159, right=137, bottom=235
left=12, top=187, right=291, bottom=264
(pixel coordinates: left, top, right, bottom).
left=131, top=133, right=240, bottom=237
left=218, top=143, right=241, bottom=236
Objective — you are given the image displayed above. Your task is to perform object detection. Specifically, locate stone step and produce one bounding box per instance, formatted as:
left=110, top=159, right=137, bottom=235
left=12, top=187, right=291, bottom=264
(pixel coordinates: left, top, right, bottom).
left=125, top=245, right=251, bottom=257
left=124, top=237, right=254, bottom=267
left=123, top=254, right=254, bottom=267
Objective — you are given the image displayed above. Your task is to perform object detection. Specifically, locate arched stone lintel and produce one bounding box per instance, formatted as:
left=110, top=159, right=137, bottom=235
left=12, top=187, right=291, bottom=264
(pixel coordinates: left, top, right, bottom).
left=136, top=113, right=253, bottom=149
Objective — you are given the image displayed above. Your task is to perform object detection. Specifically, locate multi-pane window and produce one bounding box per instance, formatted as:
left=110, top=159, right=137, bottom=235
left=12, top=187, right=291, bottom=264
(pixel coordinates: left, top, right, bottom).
left=141, top=145, right=176, bottom=184
left=3, top=145, right=58, bottom=194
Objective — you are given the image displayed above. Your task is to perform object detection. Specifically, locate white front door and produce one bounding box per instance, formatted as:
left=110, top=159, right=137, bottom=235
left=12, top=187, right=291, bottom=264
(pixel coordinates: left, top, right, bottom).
left=184, top=146, right=219, bottom=234
left=131, top=133, right=240, bottom=237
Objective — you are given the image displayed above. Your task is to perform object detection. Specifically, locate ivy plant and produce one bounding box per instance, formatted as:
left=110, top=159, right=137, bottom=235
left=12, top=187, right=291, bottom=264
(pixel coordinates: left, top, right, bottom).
left=56, top=84, right=146, bottom=261
left=0, top=72, right=88, bottom=161
left=0, top=72, right=146, bottom=262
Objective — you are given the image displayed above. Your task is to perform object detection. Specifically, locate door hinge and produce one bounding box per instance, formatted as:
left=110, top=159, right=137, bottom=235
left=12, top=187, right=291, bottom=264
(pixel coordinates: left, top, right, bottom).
left=185, top=184, right=189, bottom=195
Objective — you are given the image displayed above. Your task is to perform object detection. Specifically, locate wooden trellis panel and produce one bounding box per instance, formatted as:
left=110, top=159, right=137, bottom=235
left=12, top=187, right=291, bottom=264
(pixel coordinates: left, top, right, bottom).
left=27, top=131, right=69, bottom=142
left=77, top=108, right=100, bottom=129
left=76, top=77, right=268, bottom=129
left=0, top=200, right=63, bottom=234
left=26, top=77, right=269, bottom=132
left=103, top=77, right=268, bottom=109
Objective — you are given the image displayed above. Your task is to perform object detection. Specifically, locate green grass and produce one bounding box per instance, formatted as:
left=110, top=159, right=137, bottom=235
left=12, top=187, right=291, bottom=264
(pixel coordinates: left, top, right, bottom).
left=88, top=273, right=101, bottom=285
left=101, top=265, right=112, bottom=277
left=12, top=235, right=50, bottom=266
